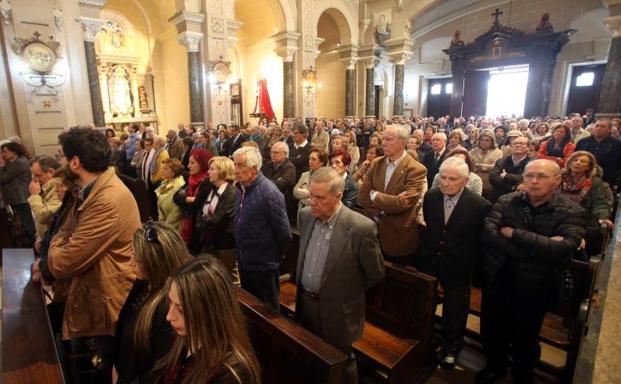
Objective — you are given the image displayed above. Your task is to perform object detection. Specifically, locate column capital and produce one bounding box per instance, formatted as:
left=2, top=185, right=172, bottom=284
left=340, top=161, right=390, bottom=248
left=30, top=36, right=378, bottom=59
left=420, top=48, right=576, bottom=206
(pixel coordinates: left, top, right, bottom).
left=340, top=57, right=359, bottom=70
left=389, top=52, right=412, bottom=65
left=177, top=31, right=204, bottom=52
left=79, top=0, right=108, bottom=8
left=77, top=16, right=105, bottom=42
left=272, top=31, right=300, bottom=62
left=605, top=15, right=621, bottom=37
left=362, top=56, right=381, bottom=69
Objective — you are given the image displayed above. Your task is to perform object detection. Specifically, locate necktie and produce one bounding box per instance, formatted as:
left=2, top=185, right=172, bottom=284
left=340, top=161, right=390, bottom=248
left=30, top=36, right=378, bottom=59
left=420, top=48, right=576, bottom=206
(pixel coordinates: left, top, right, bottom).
left=445, top=197, right=455, bottom=224
left=434, top=153, right=440, bottom=163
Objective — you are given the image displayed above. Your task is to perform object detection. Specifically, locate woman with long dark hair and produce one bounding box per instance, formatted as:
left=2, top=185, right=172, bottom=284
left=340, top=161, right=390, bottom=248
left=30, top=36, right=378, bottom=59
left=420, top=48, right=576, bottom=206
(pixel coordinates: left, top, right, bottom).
left=115, top=221, right=191, bottom=383
left=538, top=124, right=575, bottom=167
left=155, top=257, right=260, bottom=384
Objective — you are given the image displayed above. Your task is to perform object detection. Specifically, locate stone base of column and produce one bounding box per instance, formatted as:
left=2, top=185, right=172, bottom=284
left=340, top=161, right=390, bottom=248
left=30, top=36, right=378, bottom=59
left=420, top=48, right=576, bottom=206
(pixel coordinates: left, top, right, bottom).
left=392, top=115, right=404, bottom=119
left=344, top=116, right=355, bottom=119
left=364, top=115, right=377, bottom=119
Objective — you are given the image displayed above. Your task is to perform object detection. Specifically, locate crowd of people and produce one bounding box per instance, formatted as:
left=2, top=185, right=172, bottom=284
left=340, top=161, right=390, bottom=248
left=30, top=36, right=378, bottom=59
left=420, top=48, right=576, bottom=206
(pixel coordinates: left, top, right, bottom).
left=0, top=110, right=618, bottom=384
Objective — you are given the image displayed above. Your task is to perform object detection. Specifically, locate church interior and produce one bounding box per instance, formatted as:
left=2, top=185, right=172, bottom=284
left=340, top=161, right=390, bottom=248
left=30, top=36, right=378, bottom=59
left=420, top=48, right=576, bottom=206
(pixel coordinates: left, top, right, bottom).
left=1, top=0, right=621, bottom=383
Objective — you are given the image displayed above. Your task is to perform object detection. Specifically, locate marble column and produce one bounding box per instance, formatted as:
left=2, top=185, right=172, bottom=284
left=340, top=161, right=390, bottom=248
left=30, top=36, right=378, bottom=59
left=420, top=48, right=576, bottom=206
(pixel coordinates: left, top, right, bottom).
left=79, top=17, right=105, bottom=127
left=598, top=36, right=621, bottom=115
left=178, top=32, right=204, bottom=125
left=393, top=63, right=405, bottom=117
left=345, top=68, right=356, bottom=117
left=283, top=61, right=295, bottom=118
left=365, top=66, right=375, bottom=118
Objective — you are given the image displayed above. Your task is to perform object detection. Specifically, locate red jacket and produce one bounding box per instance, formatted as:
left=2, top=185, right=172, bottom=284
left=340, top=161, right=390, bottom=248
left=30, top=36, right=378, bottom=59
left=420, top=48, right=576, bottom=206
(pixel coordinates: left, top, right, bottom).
left=538, top=140, right=575, bottom=167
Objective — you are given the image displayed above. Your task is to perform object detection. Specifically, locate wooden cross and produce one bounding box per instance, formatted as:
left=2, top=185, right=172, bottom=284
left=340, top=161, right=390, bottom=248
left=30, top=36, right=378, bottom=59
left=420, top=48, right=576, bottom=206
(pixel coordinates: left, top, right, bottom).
left=491, top=8, right=503, bottom=26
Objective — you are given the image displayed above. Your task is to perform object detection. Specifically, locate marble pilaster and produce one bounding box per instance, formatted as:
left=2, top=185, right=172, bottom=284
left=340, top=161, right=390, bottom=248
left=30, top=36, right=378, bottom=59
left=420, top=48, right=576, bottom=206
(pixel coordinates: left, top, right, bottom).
left=78, top=17, right=105, bottom=127
left=283, top=61, right=295, bottom=118
left=363, top=57, right=380, bottom=118
left=597, top=14, right=621, bottom=116
left=177, top=31, right=205, bottom=125
left=345, top=68, right=356, bottom=117
left=275, top=40, right=298, bottom=119
left=393, top=63, right=405, bottom=117
left=188, top=51, right=204, bottom=125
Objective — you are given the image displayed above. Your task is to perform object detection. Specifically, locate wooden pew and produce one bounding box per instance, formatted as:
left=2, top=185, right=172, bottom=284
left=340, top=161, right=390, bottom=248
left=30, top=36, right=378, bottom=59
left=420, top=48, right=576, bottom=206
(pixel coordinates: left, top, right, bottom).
left=237, top=288, right=347, bottom=384
left=436, top=257, right=599, bottom=383
left=2, top=249, right=64, bottom=384
left=279, top=262, right=438, bottom=384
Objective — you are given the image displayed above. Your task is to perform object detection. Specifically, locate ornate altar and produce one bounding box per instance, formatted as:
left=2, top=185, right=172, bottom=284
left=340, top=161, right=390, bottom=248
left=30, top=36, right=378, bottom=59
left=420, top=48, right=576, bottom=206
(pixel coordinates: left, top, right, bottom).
left=96, top=19, right=158, bottom=128
left=442, top=9, right=575, bottom=118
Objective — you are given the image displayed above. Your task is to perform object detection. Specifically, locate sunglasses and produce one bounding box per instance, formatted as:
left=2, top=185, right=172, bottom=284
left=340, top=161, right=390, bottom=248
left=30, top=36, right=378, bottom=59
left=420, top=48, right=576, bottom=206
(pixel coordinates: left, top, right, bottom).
left=143, top=220, right=159, bottom=244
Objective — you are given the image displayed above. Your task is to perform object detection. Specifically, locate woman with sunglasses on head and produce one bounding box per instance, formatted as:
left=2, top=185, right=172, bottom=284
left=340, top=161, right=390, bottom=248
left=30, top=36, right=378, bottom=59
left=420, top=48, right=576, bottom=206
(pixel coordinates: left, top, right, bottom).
left=155, top=257, right=260, bottom=384
left=114, top=221, right=192, bottom=384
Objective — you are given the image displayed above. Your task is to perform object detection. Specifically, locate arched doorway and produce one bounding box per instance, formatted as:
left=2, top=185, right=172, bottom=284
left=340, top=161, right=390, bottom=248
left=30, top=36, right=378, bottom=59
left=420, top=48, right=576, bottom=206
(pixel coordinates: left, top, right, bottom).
left=315, top=8, right=351, bottom=118
left=233, top=0, right=289, bottom=123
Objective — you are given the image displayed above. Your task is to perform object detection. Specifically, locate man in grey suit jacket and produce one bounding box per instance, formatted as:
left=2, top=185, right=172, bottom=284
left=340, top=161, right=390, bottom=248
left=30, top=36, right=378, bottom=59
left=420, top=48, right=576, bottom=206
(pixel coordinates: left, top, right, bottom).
left=296, top=167, right=385, bottom=384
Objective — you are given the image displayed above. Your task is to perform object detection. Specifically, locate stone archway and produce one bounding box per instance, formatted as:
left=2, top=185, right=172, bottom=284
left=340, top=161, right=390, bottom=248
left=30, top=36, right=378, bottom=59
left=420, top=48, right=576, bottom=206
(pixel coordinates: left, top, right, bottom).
left=233, top=0, right=292, bottom=122
left=314, top=7, right=354, bottom=118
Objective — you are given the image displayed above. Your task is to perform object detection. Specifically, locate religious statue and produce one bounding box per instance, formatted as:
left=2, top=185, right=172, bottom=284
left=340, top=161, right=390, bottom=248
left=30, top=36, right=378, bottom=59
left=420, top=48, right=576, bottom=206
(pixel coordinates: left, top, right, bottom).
left=536, top=12, right=553, bottom=33
left=450, top=30, right=465, bottom=47
left=109, top=66, right=132, bottom=116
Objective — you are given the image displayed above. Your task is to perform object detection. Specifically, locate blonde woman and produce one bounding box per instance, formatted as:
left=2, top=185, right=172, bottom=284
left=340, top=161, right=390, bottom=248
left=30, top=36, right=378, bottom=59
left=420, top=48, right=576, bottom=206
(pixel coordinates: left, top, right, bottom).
left=114, top=221, right=192, bottom=384
left=199, top=156, right=238, bottom=282
left=156, top=257, right=261, bottom=383
left=155, top=159, right=186, bottom=229
left=344, top=130, right=360, bottom=174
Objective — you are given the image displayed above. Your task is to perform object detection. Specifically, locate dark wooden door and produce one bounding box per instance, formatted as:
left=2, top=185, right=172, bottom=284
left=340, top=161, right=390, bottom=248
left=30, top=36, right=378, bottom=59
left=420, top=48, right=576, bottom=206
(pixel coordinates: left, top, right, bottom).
left=462, top=70, right=490, bottom=117
left=566, top=64, right=606, bottom=115
left=426, top=78, right=452, bottom=119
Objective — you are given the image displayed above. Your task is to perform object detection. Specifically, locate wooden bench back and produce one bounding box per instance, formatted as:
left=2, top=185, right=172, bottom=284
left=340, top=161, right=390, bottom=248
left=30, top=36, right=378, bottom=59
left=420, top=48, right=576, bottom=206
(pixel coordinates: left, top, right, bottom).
left=237, top=288, right=347, bottom=384
left=2, top=249, right=64, bottom=384
left=550, top=258, right=599, bottom=319
left=365, top=262, right=437, bottom=344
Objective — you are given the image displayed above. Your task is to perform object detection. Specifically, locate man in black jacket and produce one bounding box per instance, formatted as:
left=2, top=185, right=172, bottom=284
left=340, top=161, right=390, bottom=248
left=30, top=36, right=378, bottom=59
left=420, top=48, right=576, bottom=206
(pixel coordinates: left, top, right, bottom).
left=477, top=159, right=586, bottom=384
left=262, top=141, right=297, bottom=224
left=289, top=124, right=311, bottom=182
left=222, top=124, right=247, bottom=157
left=488, top=135, right=530, bottom=202
left=418, top=157, right=492, bottom=370
left=576, top=118, right=621, bottom=187
left=422, top=132, right=448, bottom=187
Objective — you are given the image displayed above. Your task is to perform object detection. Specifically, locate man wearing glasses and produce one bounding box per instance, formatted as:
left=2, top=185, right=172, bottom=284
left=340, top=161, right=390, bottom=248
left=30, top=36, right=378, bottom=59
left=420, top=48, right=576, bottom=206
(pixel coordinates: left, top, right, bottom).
left=477, top=159, right=586, bottom=384
left=262, top=141, right=297, bottom=224
left=31, top=127, right=141, bottom=383
left=489, top=135, right=531, bottom=203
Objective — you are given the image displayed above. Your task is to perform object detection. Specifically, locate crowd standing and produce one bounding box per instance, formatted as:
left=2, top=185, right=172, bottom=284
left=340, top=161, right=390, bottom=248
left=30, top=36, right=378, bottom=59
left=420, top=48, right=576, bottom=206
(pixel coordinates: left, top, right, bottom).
left=0, top=109, right=618, bottom=384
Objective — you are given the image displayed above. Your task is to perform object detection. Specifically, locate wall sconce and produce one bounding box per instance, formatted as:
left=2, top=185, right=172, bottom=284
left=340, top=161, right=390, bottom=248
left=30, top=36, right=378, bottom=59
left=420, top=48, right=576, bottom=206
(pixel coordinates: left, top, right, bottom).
left=302, top=66, right=318, bottom=96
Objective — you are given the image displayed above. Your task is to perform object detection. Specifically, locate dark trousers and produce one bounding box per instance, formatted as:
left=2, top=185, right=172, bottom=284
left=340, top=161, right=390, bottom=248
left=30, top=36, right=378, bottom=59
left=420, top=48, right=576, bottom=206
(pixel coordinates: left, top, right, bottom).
left=440, top=283, right=470, bottom=356
left=480, top=266, right=554, bottom=382
left=299, top=293, right=358, bottom=384
left=63, top=335, right=115, bottom=384
left=239, top=267, right=280, bottom=311
left=12, top=203, right=35, bottom=246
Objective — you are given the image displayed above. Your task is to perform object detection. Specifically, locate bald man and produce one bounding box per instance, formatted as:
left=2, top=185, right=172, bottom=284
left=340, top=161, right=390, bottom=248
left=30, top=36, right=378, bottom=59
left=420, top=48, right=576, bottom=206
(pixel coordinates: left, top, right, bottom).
left=478, top=159, right=586, bottom=384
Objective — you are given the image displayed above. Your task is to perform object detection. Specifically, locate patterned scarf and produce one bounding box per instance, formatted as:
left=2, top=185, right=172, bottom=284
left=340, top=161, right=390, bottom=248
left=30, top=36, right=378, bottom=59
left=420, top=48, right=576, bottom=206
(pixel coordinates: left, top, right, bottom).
left=561, top=174, right=592, bottom=205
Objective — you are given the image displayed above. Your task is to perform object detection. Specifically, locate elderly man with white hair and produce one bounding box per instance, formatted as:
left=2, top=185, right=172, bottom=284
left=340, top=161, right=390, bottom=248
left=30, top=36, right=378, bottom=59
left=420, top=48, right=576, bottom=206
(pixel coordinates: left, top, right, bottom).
left=422, top=132, right=448, bottom=187
left=233, top=146, right=292, bottom=310
left=358, top=124, right=427, bottom=265
left=418, top=157, right=491, bottom=370
left=262, top=141, right=297, bottom=223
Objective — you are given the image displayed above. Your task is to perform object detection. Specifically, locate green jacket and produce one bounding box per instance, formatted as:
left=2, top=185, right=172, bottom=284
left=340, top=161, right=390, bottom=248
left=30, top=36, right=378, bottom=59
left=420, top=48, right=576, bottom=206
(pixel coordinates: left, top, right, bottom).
left=155, top=176, right=186, bottom=230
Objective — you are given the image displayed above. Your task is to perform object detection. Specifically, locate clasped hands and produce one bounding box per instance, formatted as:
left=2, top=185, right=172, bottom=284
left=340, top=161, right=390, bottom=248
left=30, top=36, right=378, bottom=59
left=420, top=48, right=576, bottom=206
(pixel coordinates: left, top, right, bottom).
left=500, top=226, right=564, bottom=242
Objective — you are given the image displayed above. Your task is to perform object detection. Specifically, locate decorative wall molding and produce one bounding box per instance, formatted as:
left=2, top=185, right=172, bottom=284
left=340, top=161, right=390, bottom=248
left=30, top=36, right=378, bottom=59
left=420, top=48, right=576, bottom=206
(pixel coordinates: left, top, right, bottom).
left=0, top=0, right=12, bottom=25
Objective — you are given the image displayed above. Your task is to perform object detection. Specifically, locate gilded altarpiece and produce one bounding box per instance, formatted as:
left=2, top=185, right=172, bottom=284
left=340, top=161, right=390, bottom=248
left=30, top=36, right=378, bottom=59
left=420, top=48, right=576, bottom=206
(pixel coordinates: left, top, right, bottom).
left=95, top=20, right=157, bottom=128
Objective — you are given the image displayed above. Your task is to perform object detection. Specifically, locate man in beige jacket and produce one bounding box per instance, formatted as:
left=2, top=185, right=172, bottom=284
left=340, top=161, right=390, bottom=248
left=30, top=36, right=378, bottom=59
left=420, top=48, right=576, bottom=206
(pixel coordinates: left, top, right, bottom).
left=32, top=127, right=141, bottom=384
left=27, top=155, right=62, bottom=248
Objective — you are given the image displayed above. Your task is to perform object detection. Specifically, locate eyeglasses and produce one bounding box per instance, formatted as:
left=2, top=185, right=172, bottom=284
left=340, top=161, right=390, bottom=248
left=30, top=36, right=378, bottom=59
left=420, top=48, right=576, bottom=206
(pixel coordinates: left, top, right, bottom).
left=523, top=173, right=552, bottom=181
left=143, top=220, right=159, bottom=243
